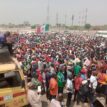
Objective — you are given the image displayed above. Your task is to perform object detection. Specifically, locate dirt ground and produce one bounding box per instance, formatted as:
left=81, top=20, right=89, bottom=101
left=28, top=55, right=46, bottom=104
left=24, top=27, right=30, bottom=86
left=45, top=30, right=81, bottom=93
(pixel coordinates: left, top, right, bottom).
left=41, top=94, right=106, bottom=107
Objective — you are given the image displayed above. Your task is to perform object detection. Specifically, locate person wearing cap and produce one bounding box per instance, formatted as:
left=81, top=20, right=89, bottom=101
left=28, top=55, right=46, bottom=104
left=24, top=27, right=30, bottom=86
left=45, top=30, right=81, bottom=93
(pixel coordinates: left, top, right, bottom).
left=27, top=82, right=42, bottom=107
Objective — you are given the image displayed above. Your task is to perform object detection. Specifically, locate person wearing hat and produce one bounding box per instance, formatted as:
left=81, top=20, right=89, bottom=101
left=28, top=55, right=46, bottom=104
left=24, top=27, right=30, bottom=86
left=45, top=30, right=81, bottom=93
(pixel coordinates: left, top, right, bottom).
left=27, top=82, right=42, bottom=107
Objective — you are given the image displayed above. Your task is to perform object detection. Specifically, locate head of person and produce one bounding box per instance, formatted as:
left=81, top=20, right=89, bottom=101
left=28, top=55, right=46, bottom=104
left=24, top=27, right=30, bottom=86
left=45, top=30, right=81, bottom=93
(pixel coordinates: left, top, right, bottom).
left=34, top=73, right=39, bottom=79
left=68, top=75, right=72, bottom=80
left=101, top=70, right=106, bottom=73
left=27, top=82, right=36, bottom=90
left=56, top=93, right=63, bottom=102
left=50, top=63, right=54, bottom=68
left=77, top=72, right=81, bottom=77
left=4, top=31, right=10, bottom=37
left=92, top=71, right=97, bottom=76
left=51, top=73, right=57, bottom=79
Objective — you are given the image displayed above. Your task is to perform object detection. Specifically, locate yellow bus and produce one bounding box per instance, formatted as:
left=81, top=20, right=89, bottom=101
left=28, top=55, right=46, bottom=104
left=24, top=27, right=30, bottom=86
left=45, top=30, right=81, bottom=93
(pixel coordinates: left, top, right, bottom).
left=0, top=47, right=28, bottom=107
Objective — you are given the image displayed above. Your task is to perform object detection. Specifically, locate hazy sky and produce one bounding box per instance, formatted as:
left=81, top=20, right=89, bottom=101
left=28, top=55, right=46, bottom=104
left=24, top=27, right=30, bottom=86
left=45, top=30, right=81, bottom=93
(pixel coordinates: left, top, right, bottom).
left=0, top=0, right=107, bottom=25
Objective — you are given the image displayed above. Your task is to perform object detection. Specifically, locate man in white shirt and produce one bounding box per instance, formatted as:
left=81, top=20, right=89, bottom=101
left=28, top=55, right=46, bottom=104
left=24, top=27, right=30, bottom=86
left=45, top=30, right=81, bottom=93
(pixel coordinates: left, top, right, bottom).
left=66, top=76, right=73, bottom=107
left=50, top=99, right=61, bottom=107
left=50, top=94, right=63, bottom=107
left=27, top=82, right=42, bottom=107
left=89, top=71, right=97, bottom=90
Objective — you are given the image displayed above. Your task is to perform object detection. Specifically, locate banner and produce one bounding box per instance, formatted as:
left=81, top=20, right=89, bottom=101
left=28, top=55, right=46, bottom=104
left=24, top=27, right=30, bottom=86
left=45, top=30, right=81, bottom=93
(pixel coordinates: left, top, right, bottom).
left=36, top=24, right=49, bottom=34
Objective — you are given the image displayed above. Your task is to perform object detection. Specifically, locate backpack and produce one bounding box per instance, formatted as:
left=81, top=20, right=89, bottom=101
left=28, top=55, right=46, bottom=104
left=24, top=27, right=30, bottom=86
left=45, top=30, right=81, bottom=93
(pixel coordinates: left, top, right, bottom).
left=79, top=83, right=89, bottom=96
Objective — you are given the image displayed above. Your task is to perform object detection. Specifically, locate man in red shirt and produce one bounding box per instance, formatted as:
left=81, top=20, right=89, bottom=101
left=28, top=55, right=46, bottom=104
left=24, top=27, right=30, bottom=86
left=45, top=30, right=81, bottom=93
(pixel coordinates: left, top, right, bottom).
left=74, top=73, right=83, bottom=104
left=49, top=73, right=58, bottom=100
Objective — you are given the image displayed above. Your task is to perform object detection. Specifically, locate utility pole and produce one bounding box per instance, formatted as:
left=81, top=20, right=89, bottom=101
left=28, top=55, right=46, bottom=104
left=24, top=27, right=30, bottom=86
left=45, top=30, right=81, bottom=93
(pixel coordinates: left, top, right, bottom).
left=82, top=10, right=85, bottom=26
left=85, top=8, right=88, bottom=25
left=56, top=12, right=59, bottom=32
left=64, top=14, right=67, bottom=31
left=71, top=14, right=74, bottom=26
left=56, top=13, right=58, bottom=27
left=78, top=14, right=81, bottom=26
left=46, top=0, right=50, bottom=24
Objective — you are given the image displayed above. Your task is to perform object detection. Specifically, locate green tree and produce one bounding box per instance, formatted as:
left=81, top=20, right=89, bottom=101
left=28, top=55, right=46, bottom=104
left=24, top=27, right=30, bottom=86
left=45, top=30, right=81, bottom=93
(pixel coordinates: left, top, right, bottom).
left=84, top=24, right=91, bottom=30
left=31, top=25, right=36, bottom=29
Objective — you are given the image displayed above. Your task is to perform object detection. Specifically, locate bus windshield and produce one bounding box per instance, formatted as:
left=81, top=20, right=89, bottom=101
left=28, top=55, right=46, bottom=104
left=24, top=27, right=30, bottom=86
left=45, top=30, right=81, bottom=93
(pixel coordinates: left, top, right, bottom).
left=0, top=71, right=21, bottom=88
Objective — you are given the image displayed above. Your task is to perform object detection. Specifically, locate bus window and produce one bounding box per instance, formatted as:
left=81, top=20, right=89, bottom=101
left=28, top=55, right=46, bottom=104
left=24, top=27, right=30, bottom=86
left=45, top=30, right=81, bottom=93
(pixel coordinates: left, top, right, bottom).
left=0, top=71, right=21, bottom=88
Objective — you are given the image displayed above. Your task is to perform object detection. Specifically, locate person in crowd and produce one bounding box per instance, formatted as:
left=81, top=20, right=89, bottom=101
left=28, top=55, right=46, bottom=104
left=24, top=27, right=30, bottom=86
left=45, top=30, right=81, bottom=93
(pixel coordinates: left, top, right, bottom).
left=74, top=73, right=83, bottom=104
left=9, top=31, right=107, bottom=107
left=4, top=31, right=13, bottom=55
left=96, top=70, right=107, bottom=94
left=50, top=94, right=63, bottom=107
left=96, top=70, right=107, bottom=104
left=50, top=63, right=56, bottom=74
left=89, top=71, right=98, bottom=91
left=45, top=69, right=51, bottom=99
left=66, top=75, right=74, bottom=107
left=27, top=82, right=42, bottom=107
left=80, top=67, right=87, bottom=80
left=49, top=73, right=58, bottom=100
left=57, top=68, right=65, bottom=94
left=73, top=63, right=82, bottom=76
left=78, top=80, right=96, bottom=107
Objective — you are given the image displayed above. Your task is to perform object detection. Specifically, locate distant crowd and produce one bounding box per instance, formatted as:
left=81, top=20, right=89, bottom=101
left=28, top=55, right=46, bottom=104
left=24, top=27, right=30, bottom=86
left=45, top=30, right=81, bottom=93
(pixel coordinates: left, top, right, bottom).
left=0, top=31, right=107, bottom=107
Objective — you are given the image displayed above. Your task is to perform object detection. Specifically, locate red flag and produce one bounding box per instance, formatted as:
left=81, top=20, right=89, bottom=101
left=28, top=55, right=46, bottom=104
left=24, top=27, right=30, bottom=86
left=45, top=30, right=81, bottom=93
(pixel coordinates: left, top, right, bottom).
left=36, top=26, right=41, bottom=34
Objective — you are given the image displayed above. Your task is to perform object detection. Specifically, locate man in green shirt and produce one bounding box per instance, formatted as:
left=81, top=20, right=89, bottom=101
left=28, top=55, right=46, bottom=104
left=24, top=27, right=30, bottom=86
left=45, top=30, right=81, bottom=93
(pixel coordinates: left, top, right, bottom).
left=57, top=69, right=65, bottom=94
left=74, top=63, right=82, bottom=76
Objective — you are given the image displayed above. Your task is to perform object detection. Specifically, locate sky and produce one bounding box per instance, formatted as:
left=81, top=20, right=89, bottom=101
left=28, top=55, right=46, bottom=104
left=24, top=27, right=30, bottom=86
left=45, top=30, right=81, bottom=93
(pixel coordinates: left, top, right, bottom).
left=0, top=0, right=107, bottom=25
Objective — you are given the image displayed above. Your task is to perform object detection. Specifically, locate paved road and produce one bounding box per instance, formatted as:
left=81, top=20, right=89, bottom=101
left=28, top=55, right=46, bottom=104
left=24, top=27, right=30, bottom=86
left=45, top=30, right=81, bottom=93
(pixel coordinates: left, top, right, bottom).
left=41, top=94, right=106, bottom=107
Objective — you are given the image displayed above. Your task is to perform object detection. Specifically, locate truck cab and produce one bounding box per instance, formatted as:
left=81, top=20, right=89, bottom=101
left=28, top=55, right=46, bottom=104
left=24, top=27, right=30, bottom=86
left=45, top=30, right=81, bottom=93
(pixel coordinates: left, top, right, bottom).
left=0, top=47, right=28, bottom=107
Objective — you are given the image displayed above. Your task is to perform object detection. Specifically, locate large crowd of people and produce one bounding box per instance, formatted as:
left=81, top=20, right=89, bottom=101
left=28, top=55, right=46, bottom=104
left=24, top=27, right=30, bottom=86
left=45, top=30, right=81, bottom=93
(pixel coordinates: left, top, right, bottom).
left=0, top=31, right=107, bottom=107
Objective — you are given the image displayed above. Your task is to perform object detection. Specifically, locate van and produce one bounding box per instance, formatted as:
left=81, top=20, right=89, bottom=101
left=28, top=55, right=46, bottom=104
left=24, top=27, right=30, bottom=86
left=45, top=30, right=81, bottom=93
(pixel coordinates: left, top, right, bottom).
left=0, top=47, right=28, bottom=107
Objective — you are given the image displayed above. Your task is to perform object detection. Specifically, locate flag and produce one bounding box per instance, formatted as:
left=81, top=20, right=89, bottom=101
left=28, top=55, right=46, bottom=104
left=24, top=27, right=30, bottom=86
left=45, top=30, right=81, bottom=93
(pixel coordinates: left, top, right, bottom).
left=41, top=24, right=46, bottom=33
left=41, top=24, right=49, bottom=33
left=36, top=26, right=41, bottom=34
left=45, top=24, right=49, bottom=32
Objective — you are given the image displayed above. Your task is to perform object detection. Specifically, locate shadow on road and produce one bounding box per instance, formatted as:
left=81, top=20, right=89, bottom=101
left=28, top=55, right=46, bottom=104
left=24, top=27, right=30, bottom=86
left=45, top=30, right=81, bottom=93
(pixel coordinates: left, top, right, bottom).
left=42, top=101, right=48, bottom=107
